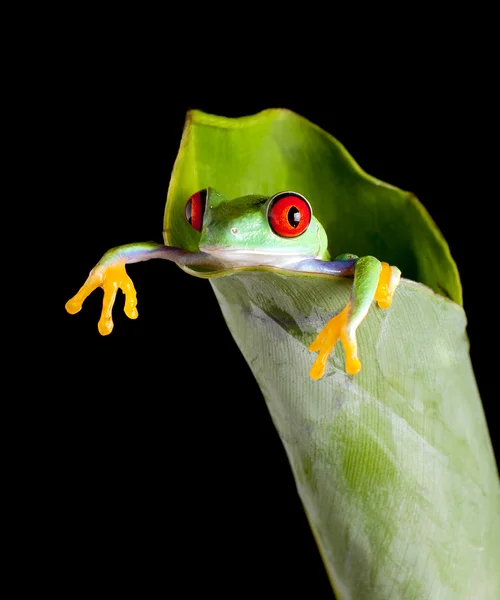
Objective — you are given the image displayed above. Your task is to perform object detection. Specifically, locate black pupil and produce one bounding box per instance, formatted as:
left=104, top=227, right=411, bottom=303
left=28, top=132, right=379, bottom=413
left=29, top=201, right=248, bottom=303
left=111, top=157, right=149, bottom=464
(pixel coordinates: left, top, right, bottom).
left=287, top=206, right=301, bottom=228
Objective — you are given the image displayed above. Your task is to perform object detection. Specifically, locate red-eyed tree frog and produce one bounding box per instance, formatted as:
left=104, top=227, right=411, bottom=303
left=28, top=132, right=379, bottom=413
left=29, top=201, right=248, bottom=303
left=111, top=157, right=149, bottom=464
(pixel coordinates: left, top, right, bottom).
left=66, top=189, right=401, bottom=379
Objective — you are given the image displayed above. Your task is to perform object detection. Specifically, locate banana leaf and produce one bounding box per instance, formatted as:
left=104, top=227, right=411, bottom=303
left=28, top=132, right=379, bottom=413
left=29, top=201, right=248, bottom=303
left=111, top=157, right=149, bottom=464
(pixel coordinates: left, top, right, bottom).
left=164, top=110, right=499, bottom=599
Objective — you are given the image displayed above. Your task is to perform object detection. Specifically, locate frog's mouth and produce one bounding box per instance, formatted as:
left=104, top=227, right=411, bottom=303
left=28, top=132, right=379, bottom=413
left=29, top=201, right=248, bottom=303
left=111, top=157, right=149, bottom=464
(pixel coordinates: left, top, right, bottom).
left=200, top=246, right=315, bottom=269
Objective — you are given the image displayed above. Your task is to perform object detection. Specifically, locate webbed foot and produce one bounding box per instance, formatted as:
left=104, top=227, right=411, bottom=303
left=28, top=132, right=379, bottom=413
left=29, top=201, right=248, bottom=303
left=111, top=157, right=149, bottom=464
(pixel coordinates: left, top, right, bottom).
left=375, top=262, right=401, bottom=309
left=308, top=260, right=401, bottom=379
left=65, top=261, right=138, bottom=335
left=309, top=302, right=360, bottom=379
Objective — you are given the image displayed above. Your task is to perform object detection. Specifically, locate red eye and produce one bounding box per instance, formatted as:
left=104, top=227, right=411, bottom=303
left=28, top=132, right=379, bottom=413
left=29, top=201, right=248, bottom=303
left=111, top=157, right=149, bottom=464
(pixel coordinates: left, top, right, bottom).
left=185, top=189, right=207, bottom=232
left=268, top=192, right=312, bottom=238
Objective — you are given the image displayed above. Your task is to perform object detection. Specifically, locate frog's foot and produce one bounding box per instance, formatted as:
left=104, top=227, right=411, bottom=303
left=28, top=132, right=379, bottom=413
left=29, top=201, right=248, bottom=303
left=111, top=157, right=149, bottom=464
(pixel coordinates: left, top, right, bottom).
left=375, top=262, right=401, bottom=309
left=308, top=302, right=360, bottom=380
left=65, top=262, right=138, bottom=335
left=308, top=261, right=401, bottom=379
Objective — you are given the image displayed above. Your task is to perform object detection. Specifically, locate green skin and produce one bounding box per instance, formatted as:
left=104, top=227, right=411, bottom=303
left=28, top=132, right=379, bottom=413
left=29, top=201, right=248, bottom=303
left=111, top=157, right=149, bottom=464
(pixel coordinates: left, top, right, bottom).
left=66, top=188, right=400, bottom=376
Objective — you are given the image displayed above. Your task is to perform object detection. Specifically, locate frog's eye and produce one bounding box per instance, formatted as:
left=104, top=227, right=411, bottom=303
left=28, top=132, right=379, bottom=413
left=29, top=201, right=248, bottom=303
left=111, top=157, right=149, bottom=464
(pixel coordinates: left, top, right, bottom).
left=268, top=192, right=312, bottom=238
left=185, top=189, right=207, bottom=232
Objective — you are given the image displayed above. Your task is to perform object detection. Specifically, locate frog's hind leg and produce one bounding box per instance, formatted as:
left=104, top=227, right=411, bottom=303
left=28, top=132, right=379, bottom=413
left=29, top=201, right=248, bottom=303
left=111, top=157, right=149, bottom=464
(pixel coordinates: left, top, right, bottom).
left=309, top=256, right=400, bottom=379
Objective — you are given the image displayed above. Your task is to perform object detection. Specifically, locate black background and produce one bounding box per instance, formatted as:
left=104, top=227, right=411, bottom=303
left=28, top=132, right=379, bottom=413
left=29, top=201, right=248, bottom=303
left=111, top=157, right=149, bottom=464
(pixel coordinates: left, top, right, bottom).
left=47, top=68, right=498, bottom=597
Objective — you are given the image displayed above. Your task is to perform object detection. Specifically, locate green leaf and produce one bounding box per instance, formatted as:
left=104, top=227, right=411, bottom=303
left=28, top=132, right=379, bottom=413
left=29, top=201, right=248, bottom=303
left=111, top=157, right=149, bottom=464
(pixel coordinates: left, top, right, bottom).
left=164, top=110, right=499, bottom=599
left=165, top=109, right=461, bottom=304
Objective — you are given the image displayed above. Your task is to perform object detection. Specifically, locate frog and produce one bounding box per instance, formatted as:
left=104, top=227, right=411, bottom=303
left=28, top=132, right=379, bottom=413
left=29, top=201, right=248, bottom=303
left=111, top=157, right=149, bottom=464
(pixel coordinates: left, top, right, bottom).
left=66, top=188, right=401, bottom=380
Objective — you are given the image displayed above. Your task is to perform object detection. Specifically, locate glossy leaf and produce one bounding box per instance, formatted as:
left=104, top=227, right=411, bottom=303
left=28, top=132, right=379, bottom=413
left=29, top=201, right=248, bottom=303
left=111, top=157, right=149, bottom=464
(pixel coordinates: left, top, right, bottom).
left=164, top=110, right=499, bottom=599
left=164, top=109, right=461, bottom=304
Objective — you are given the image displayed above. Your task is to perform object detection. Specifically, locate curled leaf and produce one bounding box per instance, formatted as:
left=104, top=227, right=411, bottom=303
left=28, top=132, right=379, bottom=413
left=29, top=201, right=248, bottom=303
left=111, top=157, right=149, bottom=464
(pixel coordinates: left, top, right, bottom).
left=165, top=110, right=499, bottom=599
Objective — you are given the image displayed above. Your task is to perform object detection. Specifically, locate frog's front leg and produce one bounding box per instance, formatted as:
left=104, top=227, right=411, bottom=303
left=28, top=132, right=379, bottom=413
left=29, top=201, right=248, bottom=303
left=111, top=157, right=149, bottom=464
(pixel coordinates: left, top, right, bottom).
left=295, top=255, right=401, bottom=379
left=65, top=242, right=221, bottom=335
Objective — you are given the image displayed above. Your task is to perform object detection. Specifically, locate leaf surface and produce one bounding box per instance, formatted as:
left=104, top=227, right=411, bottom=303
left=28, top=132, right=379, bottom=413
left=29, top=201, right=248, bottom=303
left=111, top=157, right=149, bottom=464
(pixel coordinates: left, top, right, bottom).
left=164, top=110, right=499, bottom=599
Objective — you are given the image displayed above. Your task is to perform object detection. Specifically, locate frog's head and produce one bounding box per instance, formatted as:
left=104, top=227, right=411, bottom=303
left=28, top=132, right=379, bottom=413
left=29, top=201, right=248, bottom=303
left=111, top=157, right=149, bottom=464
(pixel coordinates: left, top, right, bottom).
left=184, top=188, right=329, bottom=268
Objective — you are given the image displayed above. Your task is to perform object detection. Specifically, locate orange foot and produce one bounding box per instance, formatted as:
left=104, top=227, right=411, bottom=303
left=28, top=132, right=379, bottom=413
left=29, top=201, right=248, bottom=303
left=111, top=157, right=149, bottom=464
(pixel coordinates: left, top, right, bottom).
left=308, top=261, right=401, bottom=380
left=65, top=263, right=138, bottom=335
left=308, top=302, right=361, bottom=380
left=375, top=262, right=399, bottom=308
